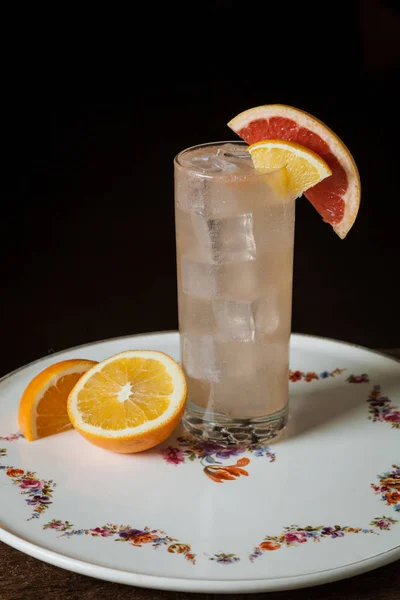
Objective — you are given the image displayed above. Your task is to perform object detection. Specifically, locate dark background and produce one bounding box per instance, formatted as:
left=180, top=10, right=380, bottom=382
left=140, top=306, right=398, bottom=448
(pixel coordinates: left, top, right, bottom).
left=2, top=0, right=399, bottom=379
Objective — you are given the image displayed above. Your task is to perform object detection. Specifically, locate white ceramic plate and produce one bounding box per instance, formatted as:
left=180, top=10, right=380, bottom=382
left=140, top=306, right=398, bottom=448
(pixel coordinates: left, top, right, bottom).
left=0, top=332, right=399, bottom=594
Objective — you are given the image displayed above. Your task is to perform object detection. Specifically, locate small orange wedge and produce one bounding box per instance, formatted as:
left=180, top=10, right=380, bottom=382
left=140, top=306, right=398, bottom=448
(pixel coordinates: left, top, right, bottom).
left=247, top=139, right=332, bottom=197
left=18, top=359, right=98, bottom=441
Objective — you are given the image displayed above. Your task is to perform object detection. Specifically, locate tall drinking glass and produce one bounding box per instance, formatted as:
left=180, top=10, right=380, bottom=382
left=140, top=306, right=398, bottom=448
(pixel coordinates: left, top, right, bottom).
left=174, top=142, right=295, bottom=445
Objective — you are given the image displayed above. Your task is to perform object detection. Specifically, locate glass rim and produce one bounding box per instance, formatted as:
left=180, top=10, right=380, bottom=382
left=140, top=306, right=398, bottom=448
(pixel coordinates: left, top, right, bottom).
left=174, top=140, right=247, bottom=167
left=174, top=140, right=246, bottom=163
left=173, top=140, right=270, bottom=180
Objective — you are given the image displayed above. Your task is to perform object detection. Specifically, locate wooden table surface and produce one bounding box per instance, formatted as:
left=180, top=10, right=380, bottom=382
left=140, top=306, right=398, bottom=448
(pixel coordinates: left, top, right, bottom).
left=1, top=348, right=399, bottom=600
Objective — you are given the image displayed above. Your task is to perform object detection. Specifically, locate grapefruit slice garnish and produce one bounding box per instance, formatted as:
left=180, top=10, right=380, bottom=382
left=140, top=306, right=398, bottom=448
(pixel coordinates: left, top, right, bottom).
left=228, top=104, right=361, bottom=238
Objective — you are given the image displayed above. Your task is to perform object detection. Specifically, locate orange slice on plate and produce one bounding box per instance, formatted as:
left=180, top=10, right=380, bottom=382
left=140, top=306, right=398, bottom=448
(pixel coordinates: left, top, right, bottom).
left=67, top=350, right=187, bottom=453
left=228, top=104, right=361, bottom=238
left=18, top=359, right=97, bottom=441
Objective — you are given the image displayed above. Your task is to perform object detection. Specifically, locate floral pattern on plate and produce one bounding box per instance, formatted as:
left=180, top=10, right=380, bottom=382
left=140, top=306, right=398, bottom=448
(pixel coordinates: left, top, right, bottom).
left=0, top=432, right=24, bottom=442
left=209, top=553, right=240, bottom=564
left=289, top=368, right=345, bottom=382
left=346, top=373, right=370, bottom=383
left=0, top=416, right=398, bottom=569
left=203, top=457, right=250, bottom=483
left=43, top=520, right=196, bottom=564
left=371, top=465, right=400, bottom=511
left=369, top=516, right=398, bottom=529
left=249, top=524, right=380, bottom=561
left=0, top=448, right=56, bottom=520
left=161, top=436, right=275, bottom=483
left=367, top=386, right=400, bottom=428
left=162, top=436, right=276, bottom=464
left=250, top=464, right=400, bottom=562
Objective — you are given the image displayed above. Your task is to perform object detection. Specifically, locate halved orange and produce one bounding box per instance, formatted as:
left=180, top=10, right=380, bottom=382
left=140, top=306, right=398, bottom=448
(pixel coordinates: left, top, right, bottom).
left=67, top=350, right=187, bottom=453
left=228, top=104, right=361, bottom=238
left=18, top=359, right=98, bottom=441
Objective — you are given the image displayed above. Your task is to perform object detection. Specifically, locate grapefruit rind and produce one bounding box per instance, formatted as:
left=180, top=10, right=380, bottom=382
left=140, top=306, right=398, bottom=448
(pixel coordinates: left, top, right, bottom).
left=228, top=104, right=361, bottom=238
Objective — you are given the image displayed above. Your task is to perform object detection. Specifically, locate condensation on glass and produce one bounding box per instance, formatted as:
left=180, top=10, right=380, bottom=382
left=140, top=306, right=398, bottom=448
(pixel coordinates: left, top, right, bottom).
left=174, top=142, right=295, bottom=445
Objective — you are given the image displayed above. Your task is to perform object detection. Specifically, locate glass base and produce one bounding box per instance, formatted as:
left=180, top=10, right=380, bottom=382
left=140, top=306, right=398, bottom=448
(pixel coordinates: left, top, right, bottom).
left=182, top=403, right=288, bottom=446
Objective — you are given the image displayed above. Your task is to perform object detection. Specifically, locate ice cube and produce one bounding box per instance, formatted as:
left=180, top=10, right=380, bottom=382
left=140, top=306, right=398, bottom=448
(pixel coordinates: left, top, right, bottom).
left=247, top=204, right=295, bottom=258
left=175, top=210, right=211, bottom=262
left=216, top=143, right=254, bottom=173
left=206, top=214, right=256, bottom=263
left=175, top=144, right=267, bottom=217
left=192, top=154, right=238, bottom=174
left=209, top=371, right=269, bottom=418
left=175, top=175, right=209, bottom=216
left=182, top=334, right=271, bottom=381
left=215, top=338, right=270, bottom=378
left=213, top=300, right=256, bottom=342
left=181, top=258, right=215, bottom=299
left=181, top=334, right=219, bottom=382
left=251, top=297, right=278, bottom=337
left=185, top=375, right=211, bottom=410
left=181, top=257, right=261, bottom=300
left=212, top=289, right=293, bottom=343
left=180, top=149, right=239, bottom=174
left=209, top=354, right=289, bottom=419
left=178, top=294, right=215, bottom=335
left=184, top=213, right=256, bottom=264
left=256, top=283, right=293, bottom=340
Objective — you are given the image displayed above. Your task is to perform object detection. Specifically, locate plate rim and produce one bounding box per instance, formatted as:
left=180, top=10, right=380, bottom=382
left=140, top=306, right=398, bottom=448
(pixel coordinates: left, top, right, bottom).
left=0, top=525, right=399, bottom=593
left=1, top=330, right=399, bottom=388
left=0, top=331, right=399, bottom=593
